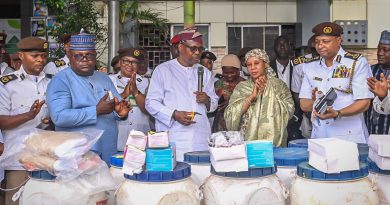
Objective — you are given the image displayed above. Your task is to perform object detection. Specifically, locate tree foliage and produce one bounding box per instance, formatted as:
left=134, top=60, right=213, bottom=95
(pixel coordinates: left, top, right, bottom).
left=46, top=0, right=107, bottom=59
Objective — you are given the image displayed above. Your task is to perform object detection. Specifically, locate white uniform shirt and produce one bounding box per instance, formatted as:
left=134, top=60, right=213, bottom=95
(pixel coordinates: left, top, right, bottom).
left=0, top=131, right=4, bottom=182
left=299, top=47, right=374, bottom=143
left=292, top=53, right=313, bottom=93
left=373, top=94, right=390, bottom=115
left=0, top=66, right=50, bottom=170
left=276, top=60, right=292, bottom=89
left=109, top=72, right=151, bottom=151
left=146, top=59, right=218, bottom=161
left=44, top=55, right=70, bottom=76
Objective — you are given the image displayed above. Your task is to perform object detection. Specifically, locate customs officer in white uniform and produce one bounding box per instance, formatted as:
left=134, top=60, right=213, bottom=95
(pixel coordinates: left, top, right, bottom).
left=109, top=48, right=150, bottom=151
left=299, top=22, right=374, bottom=143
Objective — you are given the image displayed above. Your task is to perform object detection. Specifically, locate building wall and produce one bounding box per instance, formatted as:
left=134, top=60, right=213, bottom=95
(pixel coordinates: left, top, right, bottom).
left=140, top=0, right=297, bottom=48
left=332, top=0, right=390, bottom=49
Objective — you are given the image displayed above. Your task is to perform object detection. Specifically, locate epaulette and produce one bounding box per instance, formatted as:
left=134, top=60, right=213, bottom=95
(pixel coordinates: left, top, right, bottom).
left=0, top=73, right=18, bottom=85
left=215, top=73, right=223, bottom=79
left=292, top=55, right=320, bottom=66
left=304, top=56, right=320, bottom=63
left=54, top=59, right=67, bottom=67
left=344, top=52, right=362, bottom=60
left=45, top=74, right=53, bottom=79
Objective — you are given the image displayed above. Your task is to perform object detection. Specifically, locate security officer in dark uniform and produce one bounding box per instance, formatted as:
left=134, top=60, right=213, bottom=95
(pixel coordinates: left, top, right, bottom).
left=0, top=37, right=50, bottom=205
left=299, top=22, right=373, bottom=143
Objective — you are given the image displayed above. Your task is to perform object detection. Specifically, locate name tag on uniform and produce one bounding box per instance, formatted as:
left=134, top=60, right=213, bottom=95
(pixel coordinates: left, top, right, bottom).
left=313, top=77, right=322, bottom=81
left=332, top=65, right=351, bottom=78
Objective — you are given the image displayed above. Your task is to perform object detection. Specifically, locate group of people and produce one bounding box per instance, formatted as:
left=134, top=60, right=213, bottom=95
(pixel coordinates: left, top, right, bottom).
left=0, top=21, right=389, bottom=205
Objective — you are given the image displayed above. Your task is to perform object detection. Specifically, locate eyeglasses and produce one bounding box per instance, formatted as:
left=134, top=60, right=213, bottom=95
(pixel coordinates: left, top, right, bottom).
left=121, top=59, right=139, bottom=66
left=73, top=53, right=97, bottom=61
left=180, top=42, right=205, bottom=53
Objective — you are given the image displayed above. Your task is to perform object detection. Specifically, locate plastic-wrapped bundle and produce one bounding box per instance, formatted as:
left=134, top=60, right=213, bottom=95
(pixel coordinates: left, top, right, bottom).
left=209, top=131, right=244, bottom=147
left=17, top=128, right=104, bottom=180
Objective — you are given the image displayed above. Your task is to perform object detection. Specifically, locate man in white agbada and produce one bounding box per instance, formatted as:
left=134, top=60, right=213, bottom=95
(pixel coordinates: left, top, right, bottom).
left=146, top=28, right=218, bottom=161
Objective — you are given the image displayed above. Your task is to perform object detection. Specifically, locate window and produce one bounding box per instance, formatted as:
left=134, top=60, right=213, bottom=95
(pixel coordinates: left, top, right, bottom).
left=227, top=25, right=281, bottom=59
left=171, top=24, right=210, bottom=50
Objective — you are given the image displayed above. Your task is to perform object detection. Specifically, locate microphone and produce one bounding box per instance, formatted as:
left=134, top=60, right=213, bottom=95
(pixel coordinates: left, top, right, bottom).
left=197, top=66, right=204, bottom=92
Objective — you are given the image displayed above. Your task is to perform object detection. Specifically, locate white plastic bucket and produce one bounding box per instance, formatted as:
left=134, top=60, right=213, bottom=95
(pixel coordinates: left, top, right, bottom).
left=290, top=162, right=379, bottom=205
left=183, top=151, right=211, bottom=186
left=273, top=147, right=308, bottom=205
left=116, top=162, right=201, bottom=205
left=202, top=166, right=287, bottom=205
left=108, top=152, right=125, bottom=205
left=368, top=158, right=390, bottom=205
left=21, top=171, right=109, bottom=205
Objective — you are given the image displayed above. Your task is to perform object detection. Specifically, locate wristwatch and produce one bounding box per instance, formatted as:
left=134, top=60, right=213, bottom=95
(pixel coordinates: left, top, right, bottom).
left=334, top=110, right=342, bottom=120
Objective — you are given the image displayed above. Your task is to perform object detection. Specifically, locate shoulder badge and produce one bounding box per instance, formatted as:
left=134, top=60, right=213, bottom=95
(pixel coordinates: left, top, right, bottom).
left=293, top=56, right=306, bottom=66
left=304, top=56, right=320, bottom=63
left=344, top=52, right=362, bottom=60
left=54, top=59, right=67, bottom=67
left=0, top=73, right=18, bottom=85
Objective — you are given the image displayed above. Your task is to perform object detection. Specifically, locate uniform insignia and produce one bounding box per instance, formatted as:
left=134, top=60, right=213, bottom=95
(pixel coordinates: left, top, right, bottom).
left=20, top=73, right=25, bottom=80
left=332, top=65, right=351, bottom=78
left=45, top=74, right=53, bottom=79
left=117, top=75, right=122, bottom=79
left=54, top=59, right=67, bottom=67
left=336, top=55, right=342, bottom=63
left=314, top=77, right=322, bottom=81
left=137, top=78, right=142, bottom=82
left=117, top=85, right=125, bottom=89
left=304, top=56, right=320, bottom=63
left=43, top=42, right=48, bottom=49
left=134, top=50, right=140, bottom=57
left=344, top=52, right=362, bottom=60
left=143, top=74, right=152, bottom=78
left=0, top=74, right=18, bottom=85
left=293, top=56, right=306, bottom=66
left=323, top=26, right=332, bottom=34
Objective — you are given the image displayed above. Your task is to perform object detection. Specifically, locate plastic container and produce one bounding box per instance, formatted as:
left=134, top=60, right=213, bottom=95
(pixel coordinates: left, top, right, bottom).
left=116, top=162, right=201, bottom=205
left=288, top=139, right=369, bottom=162
left=287, top=139, right=308, bottom=149
left=183, top=151, right=211, bottom=186
left=290, top=161, right=379, bottom=205
left=273, top=147, right=308, bottom=205
left=202, top=166, right=288, bottom=205
left=368, top=158, right=390, bottom=205
left=21, top=170, right=108, bottom=205
left=108, top=152, right=125, bottom=205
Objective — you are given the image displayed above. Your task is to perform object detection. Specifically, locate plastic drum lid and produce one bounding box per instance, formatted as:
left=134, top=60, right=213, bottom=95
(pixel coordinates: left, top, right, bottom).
left=273, top=147, right=308, bottom=166
left=28, top=170, right=56, bottom=181
left=297, top=161, right=368, bottom=181
left=124, top=162, right=191, bottom=182
left=288, top=139, right=308, bottom=148
left=211, top=165, right=277, bottom=178
left=110, top=152, right=124, bottom=168
left=367, top=158, right=390, bottom=175
left=183, top=151, right=210, bottom=164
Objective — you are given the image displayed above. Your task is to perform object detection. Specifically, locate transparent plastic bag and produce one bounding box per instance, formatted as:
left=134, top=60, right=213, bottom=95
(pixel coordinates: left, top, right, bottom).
left=209, top=131, right=244, bottom=147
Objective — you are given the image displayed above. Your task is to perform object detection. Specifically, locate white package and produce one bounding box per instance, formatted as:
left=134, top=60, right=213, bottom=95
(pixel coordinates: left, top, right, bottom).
left=369, top=149, right=390, bottom=170
left=123, top=146, right=146, bottom=175
left=209, top=144, right=247, bottom=161
left=308, top=138, right=359, bottom=173
left=147, top=131, right=169, bottom=148
left=126, top=130, right=147, bottom=151
left=210, top=156, right=248, bottom=172
left=369, top=134, right=390, bottom=157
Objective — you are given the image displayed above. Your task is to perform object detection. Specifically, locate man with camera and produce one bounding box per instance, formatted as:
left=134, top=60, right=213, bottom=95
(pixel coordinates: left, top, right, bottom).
left=299, top=22, right=373, bottom=143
